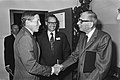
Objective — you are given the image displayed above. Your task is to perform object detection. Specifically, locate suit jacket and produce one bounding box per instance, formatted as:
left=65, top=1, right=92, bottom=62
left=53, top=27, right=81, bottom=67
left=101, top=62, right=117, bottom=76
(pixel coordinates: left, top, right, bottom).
left=13, top=27, right=52, bottom=80
left=4, top=34, right=15, bottom=73
left=37, top=31, right=71, bottom=80
left=62, top=29, right=112, bottom=80
left=37, top=31, right=71, bottom=66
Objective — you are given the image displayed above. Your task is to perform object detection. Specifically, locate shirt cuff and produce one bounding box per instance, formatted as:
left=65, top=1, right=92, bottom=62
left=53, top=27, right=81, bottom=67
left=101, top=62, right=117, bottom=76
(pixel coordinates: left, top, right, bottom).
left=5, top=65, right=10, bottom=67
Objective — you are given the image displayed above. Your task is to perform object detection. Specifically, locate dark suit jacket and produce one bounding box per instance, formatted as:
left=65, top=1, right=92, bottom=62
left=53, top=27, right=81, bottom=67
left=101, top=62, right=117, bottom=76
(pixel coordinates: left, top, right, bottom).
left=37, top=31, right=71, bottom=66
left=13, top=27, right=52, bottom=80
left=62, top=29, right=112, bottom=80
left=37, top=31, right=71, bottom=80
left=4, top=34, right=15, bottom=73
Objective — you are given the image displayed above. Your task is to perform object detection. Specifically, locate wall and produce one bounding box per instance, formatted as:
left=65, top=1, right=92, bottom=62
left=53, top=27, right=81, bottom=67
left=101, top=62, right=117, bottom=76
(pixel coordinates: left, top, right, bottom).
left=0, top=0, right=120, bottom=79
left=92, top=0, right=120, bottom=67
left=0, top=0, right=78, bottom=79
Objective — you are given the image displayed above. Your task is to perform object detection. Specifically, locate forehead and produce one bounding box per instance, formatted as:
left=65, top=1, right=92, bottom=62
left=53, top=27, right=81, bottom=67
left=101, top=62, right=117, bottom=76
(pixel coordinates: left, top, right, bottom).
left=80, top=12, right=91, bottom=20
left=12, top=25, right=19, bottom=28
left=48, top=17, right=56, bottom=22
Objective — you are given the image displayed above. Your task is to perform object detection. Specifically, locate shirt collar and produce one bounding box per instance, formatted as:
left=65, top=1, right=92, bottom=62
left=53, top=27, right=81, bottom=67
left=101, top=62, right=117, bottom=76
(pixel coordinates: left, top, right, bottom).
left=86, top=28, right=96, bottom=42
left=48, top=30, right=55, bottom=36
left=12, top=34, right=16, bottom=38
left=48, top=30, right=55, bottom=40
left=25, top=27, right=33, bottom=35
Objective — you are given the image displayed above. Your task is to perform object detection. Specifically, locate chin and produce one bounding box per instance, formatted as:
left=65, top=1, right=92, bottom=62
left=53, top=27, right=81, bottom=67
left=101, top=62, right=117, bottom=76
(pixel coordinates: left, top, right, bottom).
left=35, top=30, right=39, bottom=32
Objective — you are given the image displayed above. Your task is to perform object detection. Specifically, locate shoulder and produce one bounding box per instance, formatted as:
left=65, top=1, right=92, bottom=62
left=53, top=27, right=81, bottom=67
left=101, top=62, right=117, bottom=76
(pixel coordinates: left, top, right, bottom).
left=4, top=34, right=13, bottom=40
left=16, top=29, right=31, bottom=43
left=97, top=30, right=111, bottom=39
left=57, top=31, right=67, bottom=37
left=37, top=31, right=46, bottom=39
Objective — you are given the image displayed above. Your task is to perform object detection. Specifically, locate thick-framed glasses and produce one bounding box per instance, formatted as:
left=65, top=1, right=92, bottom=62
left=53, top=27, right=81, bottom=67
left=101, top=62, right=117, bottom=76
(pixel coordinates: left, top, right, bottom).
left=48, top=22, right=57, bottom=25
left=78, top=19, right=92, bottom=24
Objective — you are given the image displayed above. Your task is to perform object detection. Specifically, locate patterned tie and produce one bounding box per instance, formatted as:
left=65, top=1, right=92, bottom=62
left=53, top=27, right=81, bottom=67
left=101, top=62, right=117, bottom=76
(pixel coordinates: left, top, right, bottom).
left=50, top=33, right=54, bottom=52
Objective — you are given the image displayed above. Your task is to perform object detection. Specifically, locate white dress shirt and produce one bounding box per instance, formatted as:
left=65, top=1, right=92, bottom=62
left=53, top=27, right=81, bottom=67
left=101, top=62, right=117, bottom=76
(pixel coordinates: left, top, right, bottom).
left=86, top=28, right=96, bottom=42
left=47, top=30, right=55, bottom=41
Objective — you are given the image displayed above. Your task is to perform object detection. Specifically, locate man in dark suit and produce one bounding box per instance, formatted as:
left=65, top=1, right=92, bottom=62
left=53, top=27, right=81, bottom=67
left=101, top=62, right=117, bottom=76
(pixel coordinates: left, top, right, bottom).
left=37, top=14, right=71, bottom=80
left=56, top=10, right=112, bottom=80
left=13, top=11, right=60, bottom=80
left=4, top=24, right=19, bottom=80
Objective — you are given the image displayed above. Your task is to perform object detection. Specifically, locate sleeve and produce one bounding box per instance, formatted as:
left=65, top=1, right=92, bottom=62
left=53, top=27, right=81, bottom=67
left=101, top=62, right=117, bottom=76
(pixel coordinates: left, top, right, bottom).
left=62, top=34, right=84, bottom=70
left=18, top=36, right=52, bottom=76
left=4, top=37, right=10, bottom=66
left=88, top=34, right=112, bottom=80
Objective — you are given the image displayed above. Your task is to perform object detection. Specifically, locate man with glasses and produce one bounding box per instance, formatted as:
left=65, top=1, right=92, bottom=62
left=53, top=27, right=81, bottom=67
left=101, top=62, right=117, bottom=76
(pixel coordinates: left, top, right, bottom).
left=56, top=10, right=112, bottom=80
left=37, top=14, right=71, bottom=80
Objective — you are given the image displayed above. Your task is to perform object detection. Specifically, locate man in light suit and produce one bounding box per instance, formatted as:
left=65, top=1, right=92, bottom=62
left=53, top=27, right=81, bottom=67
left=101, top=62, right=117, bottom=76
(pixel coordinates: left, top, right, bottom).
left=57, top=10, right=112, bottom=80
left=37, top=14, right=71, bottom=80
left=13, top=11, right=60, bottom=80
left=4, top=24, right=19, bottom=80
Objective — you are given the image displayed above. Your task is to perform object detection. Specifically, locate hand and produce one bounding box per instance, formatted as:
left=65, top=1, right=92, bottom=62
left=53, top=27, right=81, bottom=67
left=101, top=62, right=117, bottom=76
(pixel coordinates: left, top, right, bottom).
left=52, top=64, right=63, bottom=75
left=5, top=65, right=12, bottom=73
left=5, top=65, right=14, bottom=76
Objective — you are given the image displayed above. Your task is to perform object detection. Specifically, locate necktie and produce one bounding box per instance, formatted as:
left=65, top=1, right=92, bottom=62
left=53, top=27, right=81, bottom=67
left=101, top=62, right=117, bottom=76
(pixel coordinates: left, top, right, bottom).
left=84, top=35, right=88, bottom=47
left=50, top=33, right=54, bottom=52
left=86, top=35, right=88, bottom=43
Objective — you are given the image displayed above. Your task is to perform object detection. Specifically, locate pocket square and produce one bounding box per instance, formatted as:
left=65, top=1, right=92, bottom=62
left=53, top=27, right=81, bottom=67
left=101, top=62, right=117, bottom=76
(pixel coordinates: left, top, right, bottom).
left=56, top=37, right=61, bottom=40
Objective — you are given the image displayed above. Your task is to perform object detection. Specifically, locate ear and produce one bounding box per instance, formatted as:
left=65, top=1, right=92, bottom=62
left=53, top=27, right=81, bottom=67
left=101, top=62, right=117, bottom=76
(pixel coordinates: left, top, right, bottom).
left=89, top=22, right=94, bottom=28
left=25, top=20, right=30, bottom=26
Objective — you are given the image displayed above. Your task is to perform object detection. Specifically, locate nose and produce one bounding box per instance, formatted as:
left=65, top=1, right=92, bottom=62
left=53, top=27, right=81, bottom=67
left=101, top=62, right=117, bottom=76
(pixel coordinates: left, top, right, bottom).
left=38, top=20, right=41, bottom=26
left=77, top=20, right=81, bottom=25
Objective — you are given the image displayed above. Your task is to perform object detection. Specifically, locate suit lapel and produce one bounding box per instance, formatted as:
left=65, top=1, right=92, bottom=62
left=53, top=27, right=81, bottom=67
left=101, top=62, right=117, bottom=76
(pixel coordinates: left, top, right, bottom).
left=54, top=32, right=59, bottom=47
left=11, top=34, right=15, bottom=41
left=23, top=27, right=34, bottom=39
left=44, top=31, right=52, bottom=46
left=86, top=29, right=98, bottom=48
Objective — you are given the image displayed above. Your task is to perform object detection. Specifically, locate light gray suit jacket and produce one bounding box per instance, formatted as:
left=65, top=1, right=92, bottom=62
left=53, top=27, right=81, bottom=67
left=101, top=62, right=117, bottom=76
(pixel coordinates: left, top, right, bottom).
left=13, top=27, right=52, bottom=80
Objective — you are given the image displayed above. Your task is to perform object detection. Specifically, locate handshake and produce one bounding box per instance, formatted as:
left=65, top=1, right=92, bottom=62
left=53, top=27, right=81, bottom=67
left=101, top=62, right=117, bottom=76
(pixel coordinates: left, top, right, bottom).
left=52, top=64, right=63, bottom=75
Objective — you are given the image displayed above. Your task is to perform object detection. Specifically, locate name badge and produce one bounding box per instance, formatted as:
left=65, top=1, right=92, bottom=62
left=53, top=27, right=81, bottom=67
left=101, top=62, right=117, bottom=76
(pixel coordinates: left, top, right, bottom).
left=56, top=37, right=61, bottom=40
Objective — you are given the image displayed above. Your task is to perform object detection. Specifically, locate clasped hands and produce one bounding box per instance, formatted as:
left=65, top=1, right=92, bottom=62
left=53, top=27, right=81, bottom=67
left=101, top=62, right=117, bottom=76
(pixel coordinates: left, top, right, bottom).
left=52, top=64, right=63, bottom=75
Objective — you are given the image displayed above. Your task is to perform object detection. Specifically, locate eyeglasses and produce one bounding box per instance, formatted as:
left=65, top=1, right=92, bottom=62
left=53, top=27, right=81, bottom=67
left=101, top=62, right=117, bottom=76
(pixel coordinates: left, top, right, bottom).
left=78, top=19, right=92, bottom=24
left=48, top=22, right=57, bottom=25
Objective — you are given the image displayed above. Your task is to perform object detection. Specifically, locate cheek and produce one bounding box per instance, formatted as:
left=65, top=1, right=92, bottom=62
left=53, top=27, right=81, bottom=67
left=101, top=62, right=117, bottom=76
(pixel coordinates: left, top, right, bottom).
left=53, top=26, right=56, bottom=29
left=48, top=25, right=51, bottom=29
left=82, top=23, right=90, bottom=28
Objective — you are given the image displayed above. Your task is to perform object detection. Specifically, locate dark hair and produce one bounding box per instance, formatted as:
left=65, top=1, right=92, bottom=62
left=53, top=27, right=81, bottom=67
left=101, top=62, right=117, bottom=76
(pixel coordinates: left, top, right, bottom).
left=21, top=11, right=38, bottom=27
left=45, top=14, right=59, bottom=31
